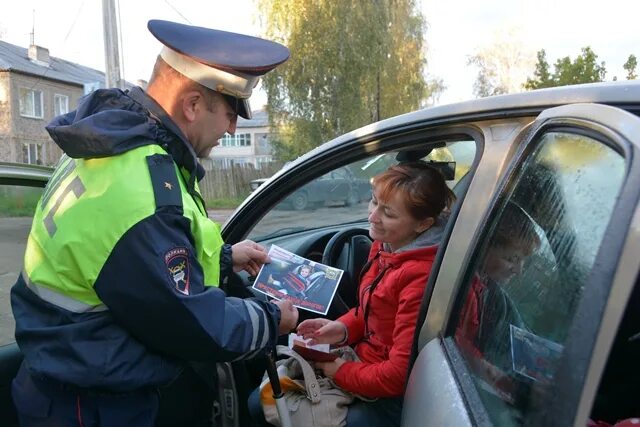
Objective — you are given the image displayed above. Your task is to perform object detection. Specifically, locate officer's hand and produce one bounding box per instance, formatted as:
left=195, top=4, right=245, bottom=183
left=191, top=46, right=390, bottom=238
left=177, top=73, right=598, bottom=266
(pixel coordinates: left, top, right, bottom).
left=231, top=240, right=270, bottom=275
left=274, top=300, right=299, bottom=335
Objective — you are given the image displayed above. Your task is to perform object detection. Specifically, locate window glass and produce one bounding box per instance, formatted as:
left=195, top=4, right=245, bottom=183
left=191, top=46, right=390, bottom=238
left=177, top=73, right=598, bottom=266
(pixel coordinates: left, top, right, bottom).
left=0, top=185, right=43, bottom=346
left=19, top=88, right=43, bottom=118
left=248, top=139, right=476, bottom=241
left=220, top=133, right=252, bottom=147
left=22, top=143, right=45, bottom=165
left=54, top=94, right=69, bottom=116
left=454, top=132, right=625, bottom=425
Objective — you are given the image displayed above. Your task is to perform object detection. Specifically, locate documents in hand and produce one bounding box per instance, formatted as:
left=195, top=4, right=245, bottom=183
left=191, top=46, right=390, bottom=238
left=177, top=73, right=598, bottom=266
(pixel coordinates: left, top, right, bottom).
left=252, top=245, right=344, bottom=315
left=289, top=333, right=338, bottom=362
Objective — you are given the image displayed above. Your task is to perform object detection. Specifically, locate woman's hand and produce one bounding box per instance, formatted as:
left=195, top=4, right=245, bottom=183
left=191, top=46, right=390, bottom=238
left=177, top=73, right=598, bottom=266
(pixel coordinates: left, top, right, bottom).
left=315, top=357, right=347, bottom=379
left=297, top=319, right=347, bottom=345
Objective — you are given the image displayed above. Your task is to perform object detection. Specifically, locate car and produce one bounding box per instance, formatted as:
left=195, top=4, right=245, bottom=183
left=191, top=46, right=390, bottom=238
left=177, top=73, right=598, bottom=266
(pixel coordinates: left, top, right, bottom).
left=2, top=81, right=640, bottom=427
left=249, top=177, right=268, bottom=191
left=251, top=166, right=372, bottom=210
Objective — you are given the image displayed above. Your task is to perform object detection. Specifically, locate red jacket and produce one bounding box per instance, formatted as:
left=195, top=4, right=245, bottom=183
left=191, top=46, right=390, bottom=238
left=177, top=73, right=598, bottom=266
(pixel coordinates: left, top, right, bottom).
left=455, top=276, right=486, bottom=360
left=333, top=239, right=438, bottom=397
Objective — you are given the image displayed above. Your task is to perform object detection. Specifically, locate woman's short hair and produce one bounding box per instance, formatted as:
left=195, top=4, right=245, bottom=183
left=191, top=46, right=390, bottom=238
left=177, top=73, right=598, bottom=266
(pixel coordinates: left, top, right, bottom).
left=372, top=161, right=456, bottom=220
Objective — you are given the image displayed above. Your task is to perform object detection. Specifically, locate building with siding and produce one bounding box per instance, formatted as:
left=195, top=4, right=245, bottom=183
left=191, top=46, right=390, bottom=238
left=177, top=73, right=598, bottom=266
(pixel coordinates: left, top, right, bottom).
left=0, top=38, right=273, bottom=169
left=0, top=40, right=110, bottom=165
left=208, top=109, right=275, bottom=170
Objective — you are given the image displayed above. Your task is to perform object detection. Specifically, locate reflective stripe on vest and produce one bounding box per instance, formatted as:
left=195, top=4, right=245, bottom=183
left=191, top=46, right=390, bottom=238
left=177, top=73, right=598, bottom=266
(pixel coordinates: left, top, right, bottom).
left=24, top=145, right=224, bottom=312
left=22, top=271, right=108, bottom=313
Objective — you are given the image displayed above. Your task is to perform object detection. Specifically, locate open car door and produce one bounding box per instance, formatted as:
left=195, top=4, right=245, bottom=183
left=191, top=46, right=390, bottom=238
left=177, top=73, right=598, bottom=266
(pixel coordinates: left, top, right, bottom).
left=404, top=104, right=640, bottom=427
left=0, top=163, right=51, bottom=427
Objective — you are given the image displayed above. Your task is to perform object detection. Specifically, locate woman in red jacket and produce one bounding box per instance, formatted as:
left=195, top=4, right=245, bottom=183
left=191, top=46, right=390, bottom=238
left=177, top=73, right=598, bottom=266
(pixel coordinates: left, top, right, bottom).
left=296, top=161, right=455, bottom=426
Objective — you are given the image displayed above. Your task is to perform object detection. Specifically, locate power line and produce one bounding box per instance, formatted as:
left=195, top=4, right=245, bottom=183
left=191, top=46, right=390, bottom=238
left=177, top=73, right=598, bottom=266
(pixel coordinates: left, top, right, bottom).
left=163, top=0, right=192, bottom=24
left=63, top=0, right=87, bottom=44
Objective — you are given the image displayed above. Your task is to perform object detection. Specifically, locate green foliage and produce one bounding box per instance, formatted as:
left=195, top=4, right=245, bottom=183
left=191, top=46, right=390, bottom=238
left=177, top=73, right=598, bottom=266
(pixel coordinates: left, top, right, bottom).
left=468, top=54, right=509, bottom=97
left=623, top=54, right=637, bottom=80
left=525, top=47, right=606, bottom=90
left=0, top=186, right=41, bottom=217
left=258, top=0, right=433, bottom=161
left=524, top=50, right=553, bottom=90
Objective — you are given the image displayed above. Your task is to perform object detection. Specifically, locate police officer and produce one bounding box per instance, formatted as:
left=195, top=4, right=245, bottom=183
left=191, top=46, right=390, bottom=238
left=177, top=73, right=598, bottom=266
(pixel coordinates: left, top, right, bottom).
left=10, top=20, right=298, bottom=426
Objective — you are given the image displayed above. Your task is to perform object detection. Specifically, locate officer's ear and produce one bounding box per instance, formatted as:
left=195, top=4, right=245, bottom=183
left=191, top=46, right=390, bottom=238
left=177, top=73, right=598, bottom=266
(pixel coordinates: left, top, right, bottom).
left=181, top=90, right=202, bottom=123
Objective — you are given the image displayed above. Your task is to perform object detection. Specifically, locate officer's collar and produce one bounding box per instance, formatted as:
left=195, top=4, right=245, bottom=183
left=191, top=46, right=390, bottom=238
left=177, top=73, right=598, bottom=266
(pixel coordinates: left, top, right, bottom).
left=127, top=86, right=205, bottom=182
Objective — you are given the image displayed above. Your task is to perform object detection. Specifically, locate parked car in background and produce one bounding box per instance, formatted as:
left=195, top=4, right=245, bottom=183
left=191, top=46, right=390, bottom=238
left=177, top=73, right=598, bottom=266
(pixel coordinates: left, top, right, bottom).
left=249, top=177, right=267, bottom=191
left=2, top=81, right=640, bottom=426
left=251, top=166, right=372, bottom=210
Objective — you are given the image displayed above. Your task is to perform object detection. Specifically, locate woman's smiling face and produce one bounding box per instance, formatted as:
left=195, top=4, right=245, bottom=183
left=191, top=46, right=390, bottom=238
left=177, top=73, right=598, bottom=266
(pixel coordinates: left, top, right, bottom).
left=368, top=187, right=433, bottom=251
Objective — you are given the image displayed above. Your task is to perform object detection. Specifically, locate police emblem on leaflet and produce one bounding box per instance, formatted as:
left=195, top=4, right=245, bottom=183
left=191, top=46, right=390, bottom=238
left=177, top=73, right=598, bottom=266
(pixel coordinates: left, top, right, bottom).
left=165, top=247, right=190, bottom=295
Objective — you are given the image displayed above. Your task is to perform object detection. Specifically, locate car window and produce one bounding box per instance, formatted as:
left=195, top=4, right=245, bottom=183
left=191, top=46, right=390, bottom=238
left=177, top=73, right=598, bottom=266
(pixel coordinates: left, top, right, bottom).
left=453, top=131, right=625, bottom=425
left=247, top=139, right=477, bottom=241
left=0, top=185, right=43, bottom=346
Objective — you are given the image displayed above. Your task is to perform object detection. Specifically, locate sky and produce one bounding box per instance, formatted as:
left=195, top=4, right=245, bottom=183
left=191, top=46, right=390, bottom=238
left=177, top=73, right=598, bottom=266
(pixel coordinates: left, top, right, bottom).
left=1, top=0, right=638, bottom=107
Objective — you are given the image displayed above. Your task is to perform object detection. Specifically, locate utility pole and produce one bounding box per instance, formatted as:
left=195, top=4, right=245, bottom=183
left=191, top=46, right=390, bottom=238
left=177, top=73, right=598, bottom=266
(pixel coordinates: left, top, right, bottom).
left=102, top=0, right=123, bottom=89
left=30, top=10, right=35, bottom=45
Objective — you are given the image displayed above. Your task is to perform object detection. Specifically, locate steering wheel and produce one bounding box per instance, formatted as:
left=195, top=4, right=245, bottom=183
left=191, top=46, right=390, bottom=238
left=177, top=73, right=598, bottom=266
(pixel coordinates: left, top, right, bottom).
left=321, top=228, right=372, bottom=319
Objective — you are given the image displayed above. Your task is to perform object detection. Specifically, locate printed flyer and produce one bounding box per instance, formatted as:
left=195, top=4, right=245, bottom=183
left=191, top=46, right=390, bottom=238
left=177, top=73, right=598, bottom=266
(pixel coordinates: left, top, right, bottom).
left=510, top=324, right=564, bottom=382
left=252, top=245, right=344, bottom=315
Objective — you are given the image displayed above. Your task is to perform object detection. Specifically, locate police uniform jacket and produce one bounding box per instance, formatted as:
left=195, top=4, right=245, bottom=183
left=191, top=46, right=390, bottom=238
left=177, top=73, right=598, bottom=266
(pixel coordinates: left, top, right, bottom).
left=10, top=87, right=281, bottom=392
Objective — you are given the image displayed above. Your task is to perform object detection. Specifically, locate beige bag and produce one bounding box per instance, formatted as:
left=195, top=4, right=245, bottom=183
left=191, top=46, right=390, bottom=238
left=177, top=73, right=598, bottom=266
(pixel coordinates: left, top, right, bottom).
left=260, top=345, right=359, bottom=427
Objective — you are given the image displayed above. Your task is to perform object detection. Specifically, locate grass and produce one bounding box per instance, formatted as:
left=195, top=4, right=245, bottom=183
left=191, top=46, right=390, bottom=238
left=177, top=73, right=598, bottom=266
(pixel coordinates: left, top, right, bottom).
left=0, top=188, right=244, bottom=216
left=204, top=197, right=245, bottom=209
left=0, top=187, right=42, bottom=217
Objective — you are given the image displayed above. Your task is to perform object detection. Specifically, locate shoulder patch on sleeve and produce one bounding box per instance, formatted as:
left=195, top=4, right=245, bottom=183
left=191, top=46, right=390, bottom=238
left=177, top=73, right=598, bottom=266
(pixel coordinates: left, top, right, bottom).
left=146, top=154, right=182, bottom=208
left=165, top=247, right=191, bottom=295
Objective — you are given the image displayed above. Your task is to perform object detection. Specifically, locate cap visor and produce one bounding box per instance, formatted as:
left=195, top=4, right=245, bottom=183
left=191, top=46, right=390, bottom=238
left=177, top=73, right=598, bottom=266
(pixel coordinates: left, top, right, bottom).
left=223, top=94, right=252, bottom=119
left=238, top=99, right=251, bottom=119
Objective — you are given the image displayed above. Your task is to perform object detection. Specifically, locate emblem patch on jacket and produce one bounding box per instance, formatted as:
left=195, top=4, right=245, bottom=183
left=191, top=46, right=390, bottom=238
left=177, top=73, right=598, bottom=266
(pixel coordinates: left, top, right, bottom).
left=165, top=247, right=190, bottom=295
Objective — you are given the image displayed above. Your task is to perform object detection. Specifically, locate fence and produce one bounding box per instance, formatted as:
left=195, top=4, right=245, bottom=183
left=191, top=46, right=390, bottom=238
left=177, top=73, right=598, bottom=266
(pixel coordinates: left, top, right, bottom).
left=198, top=163, right=283, bottom=201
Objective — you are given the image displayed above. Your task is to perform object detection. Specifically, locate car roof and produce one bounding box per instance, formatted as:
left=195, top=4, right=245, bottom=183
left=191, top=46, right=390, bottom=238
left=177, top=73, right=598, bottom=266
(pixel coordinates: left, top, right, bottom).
left=299, top=80, right=640, bottom=160
left=0, top=161, right=52, bottom=184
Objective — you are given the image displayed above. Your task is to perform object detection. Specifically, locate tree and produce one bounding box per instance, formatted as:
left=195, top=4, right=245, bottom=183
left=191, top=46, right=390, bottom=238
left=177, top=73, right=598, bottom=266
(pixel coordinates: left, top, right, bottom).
left=468, top=29, right=536, bottom=98
left=468, top=54, right=504, bottom=97
left=524, top=50, right=553, bottom=90
left=525, top=47, right=606, bottom=90
left=424, top=76, right=446, bottom=107
left=623, top=54, right=637, bottom=80
left=257, top=0, right=436, bottom=160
